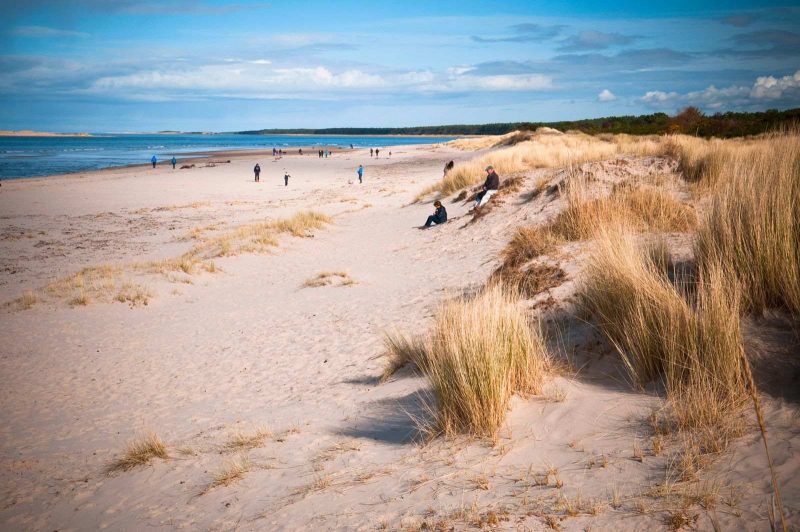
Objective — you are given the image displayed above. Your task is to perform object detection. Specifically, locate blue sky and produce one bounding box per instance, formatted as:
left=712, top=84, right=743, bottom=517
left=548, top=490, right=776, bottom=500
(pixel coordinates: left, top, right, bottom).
left=1, top=0, right=799, bottom=132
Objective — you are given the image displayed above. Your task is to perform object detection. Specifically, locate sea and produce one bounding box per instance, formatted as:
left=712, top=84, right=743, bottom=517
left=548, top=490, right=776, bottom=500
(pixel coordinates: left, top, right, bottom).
left=0, top=133, right=455, bottom=180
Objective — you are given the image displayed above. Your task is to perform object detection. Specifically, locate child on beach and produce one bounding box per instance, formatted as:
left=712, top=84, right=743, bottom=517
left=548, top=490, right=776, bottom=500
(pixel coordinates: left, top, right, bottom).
left=357, top=164, right=363, bottom=183
left=151, top=155, right=157, bottom=168
left=422, top=201, right=447, bottom=228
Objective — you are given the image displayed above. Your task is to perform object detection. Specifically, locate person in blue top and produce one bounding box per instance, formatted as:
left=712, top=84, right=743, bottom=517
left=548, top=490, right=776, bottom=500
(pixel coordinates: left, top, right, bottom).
left=151, top=155, right=157, bottom=168
left=171, top=156, right=177, bottom=169
left=357, top=164, right=363, bottom=184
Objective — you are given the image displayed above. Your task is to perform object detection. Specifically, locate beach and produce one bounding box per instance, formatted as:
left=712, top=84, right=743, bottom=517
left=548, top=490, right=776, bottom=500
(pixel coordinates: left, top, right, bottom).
left=1, top=138, right=798, bottom=531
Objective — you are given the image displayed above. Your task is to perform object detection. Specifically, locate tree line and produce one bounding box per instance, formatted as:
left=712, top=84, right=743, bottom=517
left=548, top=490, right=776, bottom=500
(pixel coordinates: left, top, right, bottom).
left=237, top=107, right=800, bottom=138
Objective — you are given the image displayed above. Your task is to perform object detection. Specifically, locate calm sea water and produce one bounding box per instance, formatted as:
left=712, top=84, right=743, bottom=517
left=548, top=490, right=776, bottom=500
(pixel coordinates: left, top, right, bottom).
left=0, top=133, right=455, bottom=180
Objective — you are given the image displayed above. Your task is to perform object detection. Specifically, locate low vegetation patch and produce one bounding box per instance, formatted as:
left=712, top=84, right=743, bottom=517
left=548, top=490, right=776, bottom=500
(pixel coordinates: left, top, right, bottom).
left=416, top=130, right=670, bottom=201
left=403, top=284, right=551, bottom=442
left=108, top=432, right=168, bottom=473
left=204, top=457, right=250, bottom=493
left=302, top=271, right=356, bottom=288
left=10, top=210, right=332, bottom=309
left=579, top=228, right=747, bottom=451
left=694, top=131, right=800, bottom=314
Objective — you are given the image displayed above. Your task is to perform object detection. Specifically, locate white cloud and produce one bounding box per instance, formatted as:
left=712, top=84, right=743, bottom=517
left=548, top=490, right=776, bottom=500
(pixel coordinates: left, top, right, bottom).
left=639, top=70, right=800, bottom=111
left=750, top=71, right=800, bottom=100
left=641, top=90, right=679, bottom=104
left=447, top=65, right=476, bottom=76
left=86, top=61, right=553, bottom=99
left=597, top=89, right=616, bottom=102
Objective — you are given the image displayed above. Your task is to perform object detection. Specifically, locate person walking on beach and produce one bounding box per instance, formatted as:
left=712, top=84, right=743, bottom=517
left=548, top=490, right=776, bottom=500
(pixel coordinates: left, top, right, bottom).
left=473, top=165, right=500, bottom=210
left=151, top=155, right=157, bottom=168
left=422, top=200, right=447, bottom=228
left=357, top=164, right=363, bottom=184
left=375, top=148, right=380, bottom=158
left=284, top=171, right=290, bottom=186
left=171, top=156, right=177, bottom=169
left=254, top=163, right=261, bottom=182
left=299, top=148, right=303, bottom=156
left=370, top=148, right=373, bottom=157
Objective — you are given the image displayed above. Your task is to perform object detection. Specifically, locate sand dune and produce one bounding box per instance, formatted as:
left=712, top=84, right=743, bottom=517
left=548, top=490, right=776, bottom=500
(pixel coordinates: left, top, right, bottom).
left=1, top=140, right=797, bottom=530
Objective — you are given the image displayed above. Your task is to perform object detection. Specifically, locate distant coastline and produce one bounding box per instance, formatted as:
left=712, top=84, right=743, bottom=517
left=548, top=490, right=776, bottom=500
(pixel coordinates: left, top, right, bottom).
left=0, top=130, right=92, bottom=137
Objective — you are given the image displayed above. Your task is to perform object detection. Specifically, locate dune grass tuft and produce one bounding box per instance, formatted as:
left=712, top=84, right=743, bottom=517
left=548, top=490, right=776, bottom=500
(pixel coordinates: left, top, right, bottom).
left=414, top=284, right=550, bottom=442
left=108, top=432, right=168, bottom=473
left=694, top=131, right=800, bottom=314
left=302, top=271, right=355, bottom=288
left=579, top=228, right=746, bottom=441
left=224, top=427, right=271, bottom=452
left=204, top=457, right=250, bottom=493
left=380, top=332, right=428, bottom=382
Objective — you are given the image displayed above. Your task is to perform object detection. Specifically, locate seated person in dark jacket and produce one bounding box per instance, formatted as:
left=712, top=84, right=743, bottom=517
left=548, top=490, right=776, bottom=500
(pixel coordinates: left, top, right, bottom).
left=422, top=200, right=448, bottom=228
left=474, top=165, right=500, bottom=208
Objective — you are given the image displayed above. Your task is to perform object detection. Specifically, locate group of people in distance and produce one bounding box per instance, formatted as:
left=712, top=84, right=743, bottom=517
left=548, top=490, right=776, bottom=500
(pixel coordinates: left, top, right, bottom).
left=419, top=165, right=500, bottom=229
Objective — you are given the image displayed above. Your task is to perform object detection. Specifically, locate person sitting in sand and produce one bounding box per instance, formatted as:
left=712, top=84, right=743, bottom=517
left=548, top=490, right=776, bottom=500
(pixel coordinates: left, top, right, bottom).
left=422, top=200, right=447, bottom=228
left=473, top=165, right=500, bottom=210
left=254, top=163, right=261, bottom=182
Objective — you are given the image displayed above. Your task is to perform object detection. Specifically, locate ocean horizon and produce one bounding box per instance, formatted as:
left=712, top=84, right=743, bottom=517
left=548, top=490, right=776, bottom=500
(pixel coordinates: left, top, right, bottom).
left=0, top=133, right=455, bottom=180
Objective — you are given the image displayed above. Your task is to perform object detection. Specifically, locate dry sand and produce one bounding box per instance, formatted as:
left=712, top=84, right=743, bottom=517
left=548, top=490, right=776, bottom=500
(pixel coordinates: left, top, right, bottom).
left=1, top=145, right=797, bottom=530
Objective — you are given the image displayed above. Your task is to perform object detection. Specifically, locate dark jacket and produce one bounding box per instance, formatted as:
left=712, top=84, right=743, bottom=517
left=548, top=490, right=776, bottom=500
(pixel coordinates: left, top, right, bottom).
left=434, top=205, right=447, bottom=223
left=483, top=171, right=500, bottom=190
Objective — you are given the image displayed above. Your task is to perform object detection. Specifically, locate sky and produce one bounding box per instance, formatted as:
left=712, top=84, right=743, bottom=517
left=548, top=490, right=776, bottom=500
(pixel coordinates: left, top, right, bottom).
left=0, top=0, right=799, bottom=132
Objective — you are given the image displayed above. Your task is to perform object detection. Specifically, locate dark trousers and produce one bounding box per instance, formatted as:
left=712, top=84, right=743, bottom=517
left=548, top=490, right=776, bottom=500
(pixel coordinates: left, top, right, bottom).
left=284, top=178, right=288, bottom=186
left=152, top=162, right=156, bottom=168
left=255, top=173, right=260, bottom=181
left=424, top=215, right=443, bottom=227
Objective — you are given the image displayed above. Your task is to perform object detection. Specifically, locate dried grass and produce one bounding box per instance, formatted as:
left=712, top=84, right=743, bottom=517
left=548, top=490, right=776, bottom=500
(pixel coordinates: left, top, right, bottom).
left=108, top=432, right=168, bottom=472
left=414, top=284, right=550, bottom=442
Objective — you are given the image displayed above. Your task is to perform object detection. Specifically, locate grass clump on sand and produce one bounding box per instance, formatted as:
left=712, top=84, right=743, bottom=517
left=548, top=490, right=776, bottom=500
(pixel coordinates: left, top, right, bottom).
left=204, top=457, right=251, bottom=493
left=223, top=427, right=271, bottom=452
left=394, top=284, right=550, bottom=442
left=579, top=228, right=746, bottom=444
left=108, top=432, right=168, bottom=472
left=302, top=271, right=356, bottom=288
left=380, top=333, right=428, bottom=382
left=694, top=131, right=800, bottom=314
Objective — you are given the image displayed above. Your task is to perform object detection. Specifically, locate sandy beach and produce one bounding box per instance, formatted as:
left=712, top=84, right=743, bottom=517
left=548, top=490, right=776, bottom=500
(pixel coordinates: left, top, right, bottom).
left=1, top=139, right=798, bottom=531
